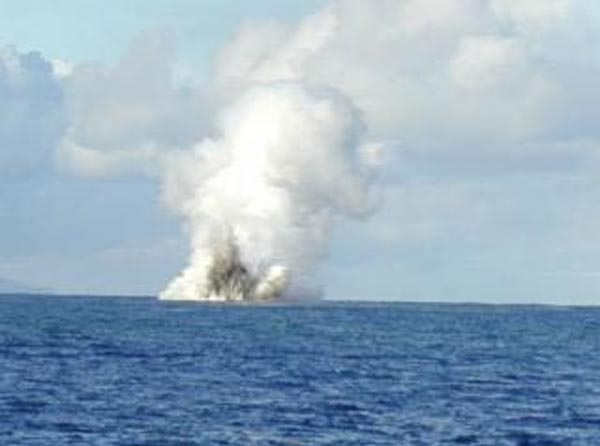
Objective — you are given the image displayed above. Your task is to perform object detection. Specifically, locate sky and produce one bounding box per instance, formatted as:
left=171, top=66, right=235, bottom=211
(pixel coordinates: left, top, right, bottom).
left=1, top=0, right=600, bottom=304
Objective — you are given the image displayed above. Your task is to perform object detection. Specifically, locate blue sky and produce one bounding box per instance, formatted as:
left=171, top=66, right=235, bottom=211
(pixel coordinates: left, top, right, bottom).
left=0, top=0, right=326, bottom=66
left=2, top=0, right=600, bottom=304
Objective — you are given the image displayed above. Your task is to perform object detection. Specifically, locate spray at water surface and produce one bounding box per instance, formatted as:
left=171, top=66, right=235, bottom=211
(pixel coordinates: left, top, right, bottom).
left=200, top=230, right=289, bottom=301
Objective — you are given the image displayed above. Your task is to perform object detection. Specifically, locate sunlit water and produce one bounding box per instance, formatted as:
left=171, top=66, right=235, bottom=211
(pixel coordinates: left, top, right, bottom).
left=1, top=294, right=599, bottom=445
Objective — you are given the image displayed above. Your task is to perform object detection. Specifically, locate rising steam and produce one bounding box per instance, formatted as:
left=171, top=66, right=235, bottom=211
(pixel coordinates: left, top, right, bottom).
left=160, top=83, right=380, bottom=301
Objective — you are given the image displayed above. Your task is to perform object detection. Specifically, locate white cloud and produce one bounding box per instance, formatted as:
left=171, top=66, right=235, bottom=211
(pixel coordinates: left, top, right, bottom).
left=215, top=0, right=592, bottom=146
left=491, top=0, right=570, bottom=30
left=57, top=31, right=209, bottom=177
left=0, top=46, right=65, bottom=179
left=44, top=1, right=598, bottom=184
left=449, top=36, right=524, bottom=90
left=50, top=58, right=74, bottom=79
left=57, top=137, right=163, bottom=178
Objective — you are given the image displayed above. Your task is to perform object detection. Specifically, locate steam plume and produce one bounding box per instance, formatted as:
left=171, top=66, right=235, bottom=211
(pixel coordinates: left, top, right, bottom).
left=160, top=83, right=380, bottom=301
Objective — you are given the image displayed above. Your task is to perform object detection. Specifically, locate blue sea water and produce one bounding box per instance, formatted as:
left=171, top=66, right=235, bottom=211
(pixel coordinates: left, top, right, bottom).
left=0, top=295, right=599, bottom=445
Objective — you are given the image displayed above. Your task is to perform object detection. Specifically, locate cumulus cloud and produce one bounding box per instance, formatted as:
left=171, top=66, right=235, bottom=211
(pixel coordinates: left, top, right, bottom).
left=216, top=0, right=596, bottom=145
left=41, top=0, right=599, bottom=184
left=58, top=31, right=209, bottom=178
left=0, top=46, right=65, bottom=179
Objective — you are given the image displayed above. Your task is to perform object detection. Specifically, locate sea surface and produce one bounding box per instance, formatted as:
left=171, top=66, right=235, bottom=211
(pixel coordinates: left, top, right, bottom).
left=0, top=294, right=599, bottom=445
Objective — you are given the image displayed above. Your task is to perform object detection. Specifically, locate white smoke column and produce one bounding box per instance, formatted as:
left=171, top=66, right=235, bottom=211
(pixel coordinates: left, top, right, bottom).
left=160, top=82, right=380, bottom=301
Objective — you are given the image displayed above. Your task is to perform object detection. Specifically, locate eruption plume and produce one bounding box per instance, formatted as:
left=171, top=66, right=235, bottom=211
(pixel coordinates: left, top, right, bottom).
left=200, top=230, right=289, bottom=301
left=160, top=82, right=380, bottom=301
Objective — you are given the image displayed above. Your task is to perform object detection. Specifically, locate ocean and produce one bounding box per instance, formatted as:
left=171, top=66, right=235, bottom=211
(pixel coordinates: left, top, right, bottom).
left=0, top=294, right=599, bottom=445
